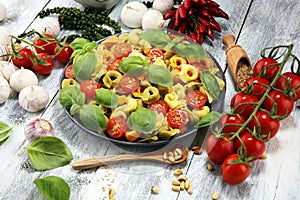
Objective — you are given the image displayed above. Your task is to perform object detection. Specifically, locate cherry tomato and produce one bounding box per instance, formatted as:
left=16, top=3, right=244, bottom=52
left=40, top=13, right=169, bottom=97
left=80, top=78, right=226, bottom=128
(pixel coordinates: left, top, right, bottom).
left=33, top=33, right=56, bottom=55
left=64, top=65, right=75, bottom=79
left=120, top=74, right=140, bottom=93
left=241, top=77, right=269, bottom=99
left=222, top=154, right=251, bottom=185
left=275, top=72, right=300, bottom=101
left=12, top=47, right=34, bottom=69
left=262, top=90, right=294, bottom=119
left=248, top=110, right=280, bottom=140
left=146, top=49, right=164, bottom=63
left=147, top=100, right=169, bottom=115
left=166, top=109, right=189, bottom=129
left=80, top=80, right=101, bottom=99
left=113, top=43, right=132, bottom=59
left=106, top=116, right=128, bottom=139
left=230, top=92, right=258, bottom=119
left=235, top=132, right=266, bottom=162
left=32, top=53, right=54, bottom=75
left=205, top=134, right=235, bottom=164
left=220, top=114, right=246, bottom=135
left=54, top=42, right=74, bottom=64
left=107, top=57, right=122, bottom=72
left=186, top=90, right=208, bottom=109
left=253, top=58, right=280, bottom=82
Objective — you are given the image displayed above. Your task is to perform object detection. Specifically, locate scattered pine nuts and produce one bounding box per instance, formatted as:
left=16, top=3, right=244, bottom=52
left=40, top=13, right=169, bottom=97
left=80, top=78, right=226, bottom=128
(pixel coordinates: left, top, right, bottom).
left=260, top=153, right=267, bottom=159
left=212, top=191, right=219, bottom=200
left=172, top=179, right=181, bottom=186
left=173, top=168, right=183, bottom=176
left=207, top=162, right=214, bottom=171
left=184, top=179, right=190, bottom=190
left=192, top=146, right=202, bottom=155
left=187, top=186, right=193, bottom=194
left=180, top=181, right=185, bottom=190
left=177, top=175, right=187, bottom=182
left=151, top=186, right=159, bottom=194
left=172, top=185, right=181, bottom=192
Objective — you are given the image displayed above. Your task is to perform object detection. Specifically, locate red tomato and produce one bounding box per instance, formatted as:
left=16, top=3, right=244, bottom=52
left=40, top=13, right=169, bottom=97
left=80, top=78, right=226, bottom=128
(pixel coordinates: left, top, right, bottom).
left=32, top=53, right=54, bottom=75
left=146, top=49, right=164, bottom=63
left=113, top=43, right=132, bottom=59
left=275, top=72, right=300, bottom=101
left=262, top=90, right=294, bottom=119
left=222, top=154, right=251, bottom=185
left=253, top=58, right=280, bottom=82
left=147, top=100, right=169, bottom=115
left=186, top=90, right=208, bottom=109
left=166, top=109, right=189, bottom=129
left=248, top=110, right=280, bottom=140
left=230, top=92, right=258, bottom=119
left=33, top=33, right=56, bottom=55
left=220, top=114, right=246, bottom=135
left=12, top=47, right=34, bottom=69
left=106, top=116, right=128, bottom=139
left=64, top=65, right=75, bottom=79
left=235, top=132, right=266, bottom=162
left=107, top=57, right=122, bottom=72
left=241, top=77, right=269, bottom=99
left=80, top=80, right=101, bottom=99
left=205, top=134, right=235, bottom=164
left=119, top=74, right=140, bottom=93
left=54, top=43, right=74, bottom=64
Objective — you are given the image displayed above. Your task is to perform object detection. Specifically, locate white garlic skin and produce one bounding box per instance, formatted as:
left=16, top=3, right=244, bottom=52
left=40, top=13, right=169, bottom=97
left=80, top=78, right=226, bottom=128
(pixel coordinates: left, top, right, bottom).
left=0, top=26, right=11, bottom=46
left=0, top=44, right=10, bottom=61
left=19, top=85, right=49, bottom=112
left=142, top=10, right=165, bottom=30
left=121, top=2, right=148, bottom=28
left=33, top=17, right=61, bottom=38
left=152, top=0, right=174, bottom=15
left=0, top=76, right=11, bottom=104
left=0, top=3, right=7, bottom=22
left=9, top=68, right=38, bottom=92
left=0, top=61, right=17, bottom=81
left=24, top=118, right=54, bottom=142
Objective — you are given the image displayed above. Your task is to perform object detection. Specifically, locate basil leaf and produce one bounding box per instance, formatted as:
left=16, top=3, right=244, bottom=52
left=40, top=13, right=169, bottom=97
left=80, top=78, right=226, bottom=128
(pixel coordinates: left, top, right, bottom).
left=174, top=43, right=207, bottom=58
left=200, top=71, right=220, bottom=99
left=26, top=137, right=73, bottom=171
left=79, top=104, right=107, bottom=132
left=147, top=64, right=173, bottom=87
left=139, top=29, right=171, bottom=47
left=70, top=38, right=90, bottom=50
left=73, top=53, right=97, bottom=82
left=119, top=56, right=147, bottom=75
left=83, top=42, right=98, bottom=52
left=95, top=88, right=119, bottom=108
left=34, top=176, right=70, bottom=200
left=0, top=121, right=13, bottom=146
left=58, top=86, right=86, bottom=110
left=127, top=107, right=156, bottom=134
left=195, top=111, right=222, bottom=128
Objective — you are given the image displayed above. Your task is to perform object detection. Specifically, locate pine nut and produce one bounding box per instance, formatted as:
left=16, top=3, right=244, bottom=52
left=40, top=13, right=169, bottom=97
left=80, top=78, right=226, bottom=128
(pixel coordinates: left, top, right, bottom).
left=175, top=148, right=183, bottom=156
left=177, top=175, right=187, bottom=182
left=172, top=186, right=181, bottom=192
left=172, top=179, right=181, bottom=186
left=151, top=186, right=159, bottom=194
left=173, top=168, right=183, bottom=175
left=174, top=155, right=182, bottom=161
left=162, top=152, right=168, bottom=160
left=207, top=162, right=214, bottom=171
left=260, top=153, right=267, bottom=159
left=180, top=181, right=185, bottom=190
left=168, top=155, right=175, bottom=163
left=187, top=186, right=193, bottom=194
left=184, top=179, right=190, bottom=190
left=212, top=192, right=219, bottom=200
left=108, top=187, right=114, bottom=199
left=192, top=146, right=202, bottom=155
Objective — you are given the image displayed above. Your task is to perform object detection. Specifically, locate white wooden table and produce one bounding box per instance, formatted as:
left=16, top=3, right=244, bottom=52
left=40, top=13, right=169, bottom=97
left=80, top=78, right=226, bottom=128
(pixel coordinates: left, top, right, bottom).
left=0, top=0, right=299, bottom=199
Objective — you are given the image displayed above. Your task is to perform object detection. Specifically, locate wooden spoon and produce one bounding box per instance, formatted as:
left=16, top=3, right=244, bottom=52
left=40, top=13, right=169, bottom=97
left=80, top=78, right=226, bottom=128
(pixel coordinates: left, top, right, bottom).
left=72, top=144, right=189, bottom=170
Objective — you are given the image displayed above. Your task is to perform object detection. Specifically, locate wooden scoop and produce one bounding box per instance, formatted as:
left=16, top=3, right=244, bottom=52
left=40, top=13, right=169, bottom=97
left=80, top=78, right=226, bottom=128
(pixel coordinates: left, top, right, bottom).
left=72, top=144, right=189, bottom=170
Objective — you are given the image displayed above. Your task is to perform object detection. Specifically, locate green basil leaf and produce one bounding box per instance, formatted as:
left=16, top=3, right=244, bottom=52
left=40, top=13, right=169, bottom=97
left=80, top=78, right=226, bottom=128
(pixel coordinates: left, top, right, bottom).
left=95, top=88, right=119, bottom=108
left=195, top=111, right=222, bottom=128
left=119, top=56, right=146, bottom=75
left=83, top=42, right=98, bottom=52
left=0, top=121, right=13, bottom=146
left=73, top=53, right=97, bottom=82
left=139, top=29, right=171, bottom=47
left=26, top=137, right=73, bottom=171
left=147, top=64, right=173, bottom=87
left=34, top=176, right=70, bottom=200
left=58, top=85, right=86, bottom=110
left=200, top=71, right=220, bottom=99
left=127, top=107, right=157, bottom=134
left=70, top=38, right=90, bottom=50
left=79, top=104, right=107, bottom=132
left=171, top=37, right=184, bottom=44
left=174, top=43, right=207, bottom=58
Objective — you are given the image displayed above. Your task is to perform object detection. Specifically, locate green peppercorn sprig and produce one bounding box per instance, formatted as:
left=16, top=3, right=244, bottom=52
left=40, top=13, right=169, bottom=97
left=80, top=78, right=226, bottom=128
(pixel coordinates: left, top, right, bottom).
left=38, top=7, right=121, bottom=43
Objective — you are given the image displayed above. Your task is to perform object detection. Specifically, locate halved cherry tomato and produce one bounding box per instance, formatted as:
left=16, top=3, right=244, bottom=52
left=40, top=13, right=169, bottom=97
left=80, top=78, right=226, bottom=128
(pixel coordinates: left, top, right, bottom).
left=166, top=109, right=189, bottom=129
left=186, top=90, right=207, bottom=109
left=33, top=33, right=56, bottom=55
left=275, top=72, right=300, bottom=101
left=107, top=57, right=122, bottom=72
left=64, top=65, right=75, bottom=79
left=241, top=77, right=269, bottom=99
left=54, top=42, right=74, bottom=64
left=106, top=116, right=128, bottom=139
left=253, top=58, right=280, bottom=82
left=220, top=114, right=246, bottom=135
left=146, top=49, right=164, bottom=63
left=80, top=80, right=101, bottom=99
left=113, top=43, right=132, bottom=59
left=230, top=92, right=258, bottom=119
left=119, top=74, right=140, bottom=93
left=147, top=100, right=169, bottom=115
left=32, top=53, right=54, bottom=75
left=12, top=47, right=34, bottom=69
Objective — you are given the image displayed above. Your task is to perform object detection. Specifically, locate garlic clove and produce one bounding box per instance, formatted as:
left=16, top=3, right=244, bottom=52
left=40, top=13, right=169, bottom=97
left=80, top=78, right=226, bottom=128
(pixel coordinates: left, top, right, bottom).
left=32, top=17, right=61, bottom=38
left=19, top=85, right=49, bottom=112
left=9, top=68, right=38, bottom=92
left=0, top=76, right=11, bottom=104
left=152, top=0, right=174, bottom=15
left=142, top=10, right=165, bottom=30
left=0, top=61, right=17, bottom=81
left=121, top=2, right=148, bottom=28
left=0, top=26, right=11, bottom=46
left=24, top=118, right=54, bottom=142
left=0, top=3, right=7, bottom=22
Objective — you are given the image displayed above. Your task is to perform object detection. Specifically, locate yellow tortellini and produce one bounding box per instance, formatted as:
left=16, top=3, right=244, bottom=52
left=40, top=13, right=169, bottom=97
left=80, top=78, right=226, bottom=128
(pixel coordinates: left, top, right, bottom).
left=102, top=70, right=122, bottom=88
left=170, top=55, right=187, bottom=70
left=179, top=64, right=199, bottom=83
left=142, top=86, right=160, bottom=104
left=164, top=92, right=182, bottom=109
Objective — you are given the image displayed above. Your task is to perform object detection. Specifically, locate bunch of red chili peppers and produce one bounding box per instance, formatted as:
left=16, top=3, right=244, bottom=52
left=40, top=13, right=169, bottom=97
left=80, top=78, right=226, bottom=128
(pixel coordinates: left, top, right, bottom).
left=164, top=0, right=229, bottom=44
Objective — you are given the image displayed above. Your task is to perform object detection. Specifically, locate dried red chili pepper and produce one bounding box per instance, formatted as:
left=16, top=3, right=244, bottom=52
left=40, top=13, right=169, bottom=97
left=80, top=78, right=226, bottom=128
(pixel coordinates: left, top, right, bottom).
left=207, top=7, right=229, bottom=20
left=189, top=32, right=197, bottom=42
left=178, top=21, right=187, bottom=33
left=178, top=5, right=187, bottom=19
left=174, top=9, right=181, bottom=28
left=197, top=31, right=204, bottom=44
left=209, top=18, right=222, bottom=32
left=198, top=24, right=206, bottom=33
left=206, top=26, right=215, bottom=40
left=184, top=0, right=192, bottom=9
left=163, top=9, right=176, bottom=20
left=206, top=0, right=220, bottom=8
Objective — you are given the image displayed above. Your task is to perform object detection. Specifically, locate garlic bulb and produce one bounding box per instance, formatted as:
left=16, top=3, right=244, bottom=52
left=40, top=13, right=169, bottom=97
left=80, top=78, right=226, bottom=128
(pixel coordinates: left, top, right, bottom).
left=142, top=10, right=165, bottom=30
left=0, top=76, right=11, bottom=104
left=19, top=85, right=49, bottom=112
left=0, top=26, right=10, bottom=46
left=33, top=17, right=61, bottom=38
left=121, top=2, right=148, bottom=28
left=0, top=44, right=10, bottom=61
left=152, top=0, right=174, bottom=15
left=0, top=3, right=7, bottom=22
left=0, top=61, right=17, bottom=81
left=24, top=118, right=54, bottom=142
left=9, top=68, right=38, bottom=92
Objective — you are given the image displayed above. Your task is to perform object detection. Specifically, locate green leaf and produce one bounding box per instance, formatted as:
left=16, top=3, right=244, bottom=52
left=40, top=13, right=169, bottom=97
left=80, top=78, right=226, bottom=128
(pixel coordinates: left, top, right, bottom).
left=79, top=104, right=107, bottom=132
left=58, top=85, right=86, bottom=110
left=195, top=111, right=222, bottom=128
left=139, top=29, right=171, bottom=47
left=127, top=107, right=157, bottom=134
left=95, top=88, right=119, bottom=108
left=200, top=71, right=220, bottom=99
left=0, top=121, right=13, bottom=146
left=73, top=53, right=97, bottom=82
left=70, top=38, right=90, bottom=50
left=119, top=56, right=148, bottom=75
left=34, top=176, right=70, bottom=200
left=174, top=43, right=207, bottom=58
left=147, top=64, right=173, bottom=87
left=26, top=137, right=73, bottom=171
